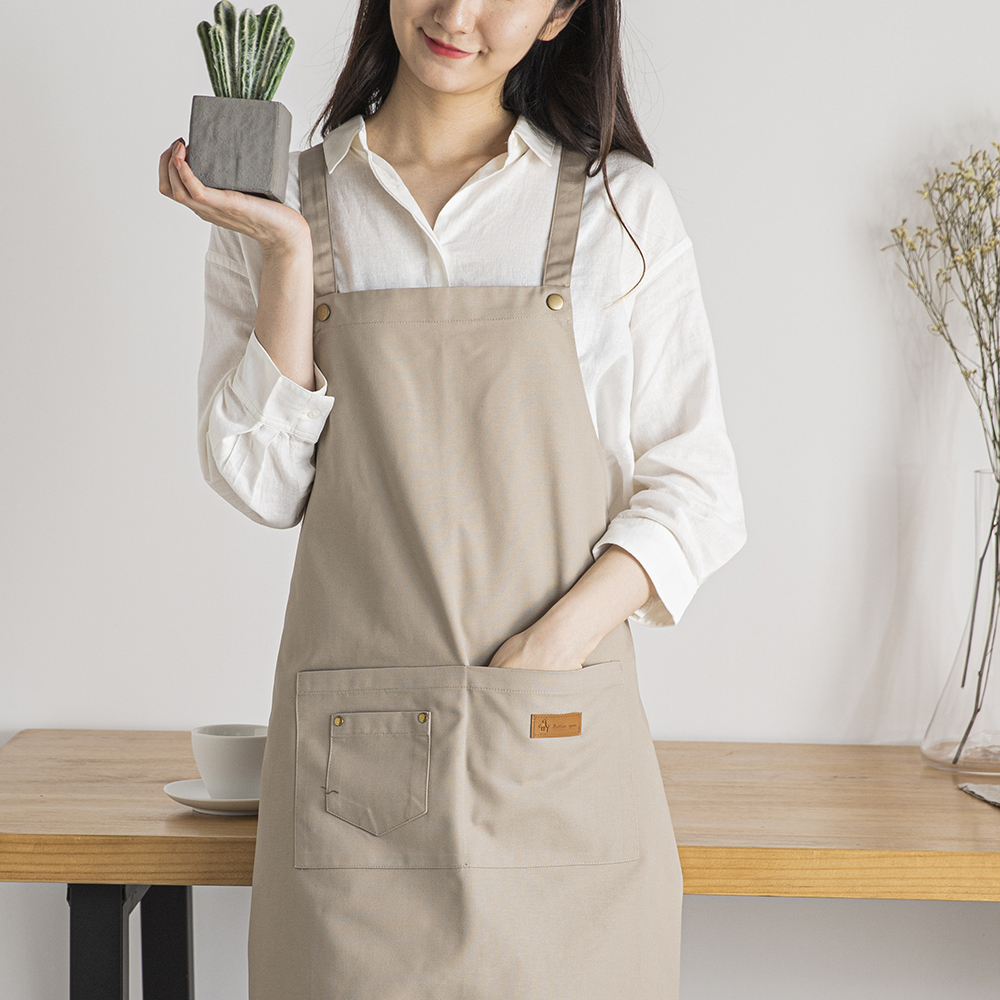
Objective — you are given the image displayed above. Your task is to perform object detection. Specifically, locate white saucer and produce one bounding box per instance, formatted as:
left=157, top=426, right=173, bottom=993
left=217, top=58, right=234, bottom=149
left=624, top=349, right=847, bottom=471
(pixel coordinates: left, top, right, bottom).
left=164, top=779, right=259, bottom=816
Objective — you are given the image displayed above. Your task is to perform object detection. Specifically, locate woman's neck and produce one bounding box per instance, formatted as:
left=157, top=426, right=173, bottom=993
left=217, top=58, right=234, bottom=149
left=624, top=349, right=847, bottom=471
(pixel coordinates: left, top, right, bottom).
left=365, top=61, right=516, bottom=171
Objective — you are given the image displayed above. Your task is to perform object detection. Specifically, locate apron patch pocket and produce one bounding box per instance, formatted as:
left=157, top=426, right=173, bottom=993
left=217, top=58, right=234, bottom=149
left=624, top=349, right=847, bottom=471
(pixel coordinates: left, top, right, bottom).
left=294, top=664, right=468, bottom=870
left=324, top=710, right=430, bottom=836
left=464, top=658, right=639, bottom=867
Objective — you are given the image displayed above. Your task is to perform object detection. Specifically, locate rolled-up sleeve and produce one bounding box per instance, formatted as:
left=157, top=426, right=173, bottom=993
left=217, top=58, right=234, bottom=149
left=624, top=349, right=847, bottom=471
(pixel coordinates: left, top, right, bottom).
left=593, top=237, right=746, bottom=627
left=196, top=224, right=334, bottom=528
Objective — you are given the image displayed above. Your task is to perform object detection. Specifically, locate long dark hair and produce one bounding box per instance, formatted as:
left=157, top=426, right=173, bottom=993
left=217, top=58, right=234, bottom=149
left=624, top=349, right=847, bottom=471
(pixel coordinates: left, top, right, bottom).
left=307, top=0, right=652, bottom=288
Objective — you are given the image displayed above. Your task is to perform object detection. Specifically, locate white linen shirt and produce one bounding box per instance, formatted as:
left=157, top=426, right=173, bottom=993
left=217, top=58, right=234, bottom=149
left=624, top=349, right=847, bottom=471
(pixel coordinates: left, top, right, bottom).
left=197, top=113, right=746, bottom=627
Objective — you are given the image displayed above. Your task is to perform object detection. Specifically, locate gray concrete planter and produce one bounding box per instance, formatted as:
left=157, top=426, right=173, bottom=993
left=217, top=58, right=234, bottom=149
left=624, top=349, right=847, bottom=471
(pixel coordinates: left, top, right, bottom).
left=187, top=94, right=292, bottom=203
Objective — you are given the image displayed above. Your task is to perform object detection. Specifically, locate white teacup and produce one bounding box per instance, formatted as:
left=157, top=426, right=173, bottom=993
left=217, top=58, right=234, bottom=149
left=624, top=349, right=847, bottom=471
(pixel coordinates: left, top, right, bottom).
left=191, top=724, right=268, bottom=800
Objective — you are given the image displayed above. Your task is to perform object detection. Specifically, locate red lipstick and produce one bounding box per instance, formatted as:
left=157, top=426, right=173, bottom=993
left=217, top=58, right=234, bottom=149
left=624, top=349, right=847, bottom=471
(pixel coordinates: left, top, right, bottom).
left=422, top=29, right=474, bottom=59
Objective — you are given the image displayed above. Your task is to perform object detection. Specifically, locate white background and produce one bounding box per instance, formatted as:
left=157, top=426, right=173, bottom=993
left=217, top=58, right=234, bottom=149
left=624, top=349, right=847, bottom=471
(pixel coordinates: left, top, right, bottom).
left=3, top=0, right=1000, bottom=996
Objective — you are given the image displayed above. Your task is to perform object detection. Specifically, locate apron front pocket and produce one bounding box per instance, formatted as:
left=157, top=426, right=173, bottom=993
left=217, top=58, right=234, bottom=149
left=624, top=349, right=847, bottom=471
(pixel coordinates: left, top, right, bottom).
left=464, top=658, right=640, bottom=868
left=293, top=660, right=640, bottom=870
left=294, top=664, right=467, bottom=870
left=324, top=710, right=430, bottom=836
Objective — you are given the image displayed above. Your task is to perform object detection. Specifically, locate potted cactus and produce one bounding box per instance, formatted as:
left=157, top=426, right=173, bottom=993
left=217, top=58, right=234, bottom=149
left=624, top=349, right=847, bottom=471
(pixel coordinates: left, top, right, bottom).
left=187, top=2, right=295, bottom=202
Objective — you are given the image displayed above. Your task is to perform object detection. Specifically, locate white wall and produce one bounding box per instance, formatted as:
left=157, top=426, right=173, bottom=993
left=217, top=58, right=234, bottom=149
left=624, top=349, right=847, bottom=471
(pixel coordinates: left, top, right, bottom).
left=3, top=0, right=999, bottom=996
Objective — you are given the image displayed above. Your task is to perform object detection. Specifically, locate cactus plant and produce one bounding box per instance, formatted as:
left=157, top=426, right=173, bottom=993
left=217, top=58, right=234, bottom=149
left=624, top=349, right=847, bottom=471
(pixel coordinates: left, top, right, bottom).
left=187, top=1, right=294, bottom=202
left=197, top=2, right=295, bottom=102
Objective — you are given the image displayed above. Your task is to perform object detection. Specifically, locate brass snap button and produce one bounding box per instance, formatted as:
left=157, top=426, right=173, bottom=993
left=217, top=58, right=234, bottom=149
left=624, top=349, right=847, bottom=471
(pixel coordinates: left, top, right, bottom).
left=417, top=712, right=428, bottom=724
left=333, top=715, right=344, bottom=726
left=316, top=303, right=331, bottom=322
left=546, top=293, right=564, bottom=311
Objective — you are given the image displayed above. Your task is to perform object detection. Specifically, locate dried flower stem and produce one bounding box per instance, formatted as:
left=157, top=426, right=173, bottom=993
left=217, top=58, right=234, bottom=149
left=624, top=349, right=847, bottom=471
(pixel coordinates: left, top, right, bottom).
left=885, top=142, right=1000, bottom=764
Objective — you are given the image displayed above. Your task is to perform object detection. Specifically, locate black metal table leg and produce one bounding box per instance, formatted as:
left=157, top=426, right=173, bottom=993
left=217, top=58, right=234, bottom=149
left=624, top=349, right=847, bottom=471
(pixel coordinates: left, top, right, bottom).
left=66, top=883, right=149, bottom=1000
left=140, top=885, right=195, bottom=1000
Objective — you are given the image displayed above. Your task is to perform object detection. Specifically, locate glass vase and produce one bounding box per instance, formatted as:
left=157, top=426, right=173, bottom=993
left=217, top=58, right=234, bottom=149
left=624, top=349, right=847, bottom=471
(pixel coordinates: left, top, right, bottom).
left=922, top=469, right=1000, bottom=773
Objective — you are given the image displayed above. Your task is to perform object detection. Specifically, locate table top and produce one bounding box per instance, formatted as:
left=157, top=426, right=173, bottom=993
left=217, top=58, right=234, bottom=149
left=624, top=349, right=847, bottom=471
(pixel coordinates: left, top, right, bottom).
left=0, top=730, right=255, bottom=887
left=1, top=729, right=998, bottom=899
left=658, top=741, right=1000, bottom=900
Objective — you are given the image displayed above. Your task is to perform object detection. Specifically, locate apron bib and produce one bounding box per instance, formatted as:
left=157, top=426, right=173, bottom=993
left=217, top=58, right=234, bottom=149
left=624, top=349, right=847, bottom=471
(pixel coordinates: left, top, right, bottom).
left=247, top=136, right=684, bottom=1000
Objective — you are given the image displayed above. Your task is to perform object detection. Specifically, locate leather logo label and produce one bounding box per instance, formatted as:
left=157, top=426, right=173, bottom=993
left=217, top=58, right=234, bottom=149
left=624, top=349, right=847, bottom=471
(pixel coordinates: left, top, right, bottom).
left=530, top=712, right=582, bottom=738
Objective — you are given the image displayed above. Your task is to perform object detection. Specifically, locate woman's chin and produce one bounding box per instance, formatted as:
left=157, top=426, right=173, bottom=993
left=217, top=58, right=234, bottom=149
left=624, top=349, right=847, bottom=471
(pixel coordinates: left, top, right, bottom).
left=403, top=59, right=493, bottom=98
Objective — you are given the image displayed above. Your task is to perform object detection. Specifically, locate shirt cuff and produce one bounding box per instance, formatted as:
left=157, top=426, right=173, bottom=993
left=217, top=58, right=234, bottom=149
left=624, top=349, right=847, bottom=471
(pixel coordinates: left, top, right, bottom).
left=592, top=516, right=700, bottom=627
left=230, top=331, right=335, bottom=442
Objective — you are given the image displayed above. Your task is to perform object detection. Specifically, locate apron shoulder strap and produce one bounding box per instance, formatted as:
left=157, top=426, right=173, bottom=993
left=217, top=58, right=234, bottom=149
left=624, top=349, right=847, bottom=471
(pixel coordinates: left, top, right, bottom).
left=299, top=142, right=338, bottom=296
left=301, top=137, right=587, bottom=295
left=541, top=145, right=590, bottom=288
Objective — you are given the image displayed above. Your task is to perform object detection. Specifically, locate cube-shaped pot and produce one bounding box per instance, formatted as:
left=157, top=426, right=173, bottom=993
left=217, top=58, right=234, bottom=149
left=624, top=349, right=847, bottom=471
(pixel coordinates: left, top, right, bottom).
left=187, top=95, right=292, bottom=203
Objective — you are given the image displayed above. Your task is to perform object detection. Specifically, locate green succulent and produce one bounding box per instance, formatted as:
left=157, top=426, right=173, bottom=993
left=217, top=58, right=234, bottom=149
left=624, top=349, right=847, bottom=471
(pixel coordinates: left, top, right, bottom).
left=197, top=2, right=294, bottom=101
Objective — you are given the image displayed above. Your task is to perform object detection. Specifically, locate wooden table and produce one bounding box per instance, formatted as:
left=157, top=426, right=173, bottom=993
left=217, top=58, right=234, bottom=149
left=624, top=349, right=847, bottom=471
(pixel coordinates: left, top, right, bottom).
left=659, top=741, right=1000, bottom=901
left=2, top=731, right=999, bottom=998
left=0, top=730, right=256, bottom=1000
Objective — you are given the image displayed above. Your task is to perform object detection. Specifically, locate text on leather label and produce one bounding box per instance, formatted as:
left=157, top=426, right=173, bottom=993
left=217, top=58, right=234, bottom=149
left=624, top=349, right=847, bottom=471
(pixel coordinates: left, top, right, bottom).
left=530, top=712, right=582, bottom=738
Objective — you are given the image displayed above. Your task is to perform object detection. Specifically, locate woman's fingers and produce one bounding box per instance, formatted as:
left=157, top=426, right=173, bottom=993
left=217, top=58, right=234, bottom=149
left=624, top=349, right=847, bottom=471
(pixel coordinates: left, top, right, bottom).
left=161, top=140, right=196, bottom=209
left=172, top=140, right=211, bottom=207
left=158, top=135, right=308, bottom=246
left=161, top=139, right=211, bottom=216
left=166, top=142, right=223, bottom=225
left=166, top=148, right=195, bottom=208
left=158, top=139, right=182, bottom=197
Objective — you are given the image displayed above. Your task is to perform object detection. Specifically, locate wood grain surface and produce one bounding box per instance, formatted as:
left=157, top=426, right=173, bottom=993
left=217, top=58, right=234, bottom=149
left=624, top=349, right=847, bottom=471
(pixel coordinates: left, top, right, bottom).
left=1, top=730, right=998, bottom=897
left=660, top=741, right=1000, bottom=899
left=0, top=730, right=256, bottom=885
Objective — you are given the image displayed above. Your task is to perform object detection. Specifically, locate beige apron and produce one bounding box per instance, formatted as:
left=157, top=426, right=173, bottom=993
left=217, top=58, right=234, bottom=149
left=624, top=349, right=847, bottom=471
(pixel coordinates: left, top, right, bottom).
left=247, top=134, right=684, bottom=999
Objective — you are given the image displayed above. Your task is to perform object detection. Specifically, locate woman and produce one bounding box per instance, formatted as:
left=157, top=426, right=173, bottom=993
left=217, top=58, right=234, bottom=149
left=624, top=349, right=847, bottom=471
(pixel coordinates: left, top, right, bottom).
left=160, top=0, right=745, bottom=996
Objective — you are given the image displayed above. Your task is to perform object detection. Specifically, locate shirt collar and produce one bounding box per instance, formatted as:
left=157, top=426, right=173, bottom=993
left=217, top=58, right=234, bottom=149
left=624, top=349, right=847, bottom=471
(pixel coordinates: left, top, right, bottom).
left=507, top=116, right=557, bottom=166
left=320, top=112, right=558, bottom=173
left=321, top=115, right=365, bottom=173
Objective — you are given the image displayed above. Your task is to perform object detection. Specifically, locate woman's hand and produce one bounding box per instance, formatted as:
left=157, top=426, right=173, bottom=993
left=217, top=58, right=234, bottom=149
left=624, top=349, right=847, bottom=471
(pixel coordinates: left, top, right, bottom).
left=487, top=619, right=586, bottom=672
left=158, top=137, right=309, bottom=255
left=488, top=545, right=655, bottom=671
